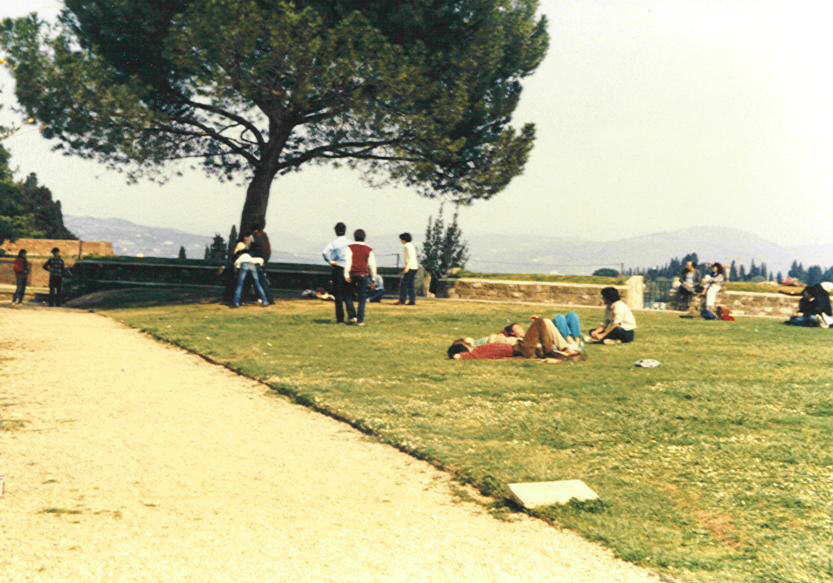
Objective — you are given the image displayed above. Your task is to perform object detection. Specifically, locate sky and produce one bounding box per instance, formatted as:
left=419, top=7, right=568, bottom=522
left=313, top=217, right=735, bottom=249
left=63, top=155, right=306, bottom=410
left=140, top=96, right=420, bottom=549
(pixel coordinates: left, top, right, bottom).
left=1, top=0, right=831, bottom=247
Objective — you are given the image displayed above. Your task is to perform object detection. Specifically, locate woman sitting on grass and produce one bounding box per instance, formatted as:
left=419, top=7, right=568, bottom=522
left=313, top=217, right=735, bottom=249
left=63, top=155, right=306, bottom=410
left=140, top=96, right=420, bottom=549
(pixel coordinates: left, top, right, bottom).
left=587, top=287, right=637, bottom=344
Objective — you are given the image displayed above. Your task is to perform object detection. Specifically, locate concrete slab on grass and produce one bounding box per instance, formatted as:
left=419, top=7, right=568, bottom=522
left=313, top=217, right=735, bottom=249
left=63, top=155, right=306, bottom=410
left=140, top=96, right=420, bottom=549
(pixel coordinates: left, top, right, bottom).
left=508, top=480, right=599, bottom=509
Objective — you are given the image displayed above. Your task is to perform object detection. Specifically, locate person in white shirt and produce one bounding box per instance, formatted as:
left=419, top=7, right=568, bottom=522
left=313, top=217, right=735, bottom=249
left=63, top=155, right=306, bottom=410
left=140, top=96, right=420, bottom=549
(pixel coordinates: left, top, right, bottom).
left=588, top=287, right=637, bottom=344
left=321, top=222, right=352, bottom=323
left=397, top=232, right=418, bottom=305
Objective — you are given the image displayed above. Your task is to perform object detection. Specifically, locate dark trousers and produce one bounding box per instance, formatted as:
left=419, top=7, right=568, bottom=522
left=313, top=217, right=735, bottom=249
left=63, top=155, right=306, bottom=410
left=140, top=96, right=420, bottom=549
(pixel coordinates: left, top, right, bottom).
left=48, top=275, right=63, bottom=307
left=331, top=266, right=348, bottom=322
left=346, top=274, right=370, bottom=323
left=607, top=328, right=635, bottom=343
left=13, top=273, right=27, bottom=303
left=399, top=270, right=416, bottom=305
left=369, top=288, right=385, bottom=303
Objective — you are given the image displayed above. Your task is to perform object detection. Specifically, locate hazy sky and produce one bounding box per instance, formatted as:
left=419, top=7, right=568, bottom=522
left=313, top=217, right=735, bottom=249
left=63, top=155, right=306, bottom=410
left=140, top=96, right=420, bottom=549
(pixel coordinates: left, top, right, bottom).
left=2, top=0, right=831, bottom=246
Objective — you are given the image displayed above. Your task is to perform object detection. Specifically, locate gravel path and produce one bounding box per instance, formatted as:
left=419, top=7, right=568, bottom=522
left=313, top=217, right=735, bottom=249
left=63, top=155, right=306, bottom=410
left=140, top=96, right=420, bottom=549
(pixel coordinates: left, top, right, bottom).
left=0, top=306, right=661, bottom=582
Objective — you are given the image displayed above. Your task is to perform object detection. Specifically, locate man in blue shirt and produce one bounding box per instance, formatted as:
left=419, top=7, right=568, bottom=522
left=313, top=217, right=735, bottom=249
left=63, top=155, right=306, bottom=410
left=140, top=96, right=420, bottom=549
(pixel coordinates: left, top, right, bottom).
left=322, top=222, right=352, bottom=323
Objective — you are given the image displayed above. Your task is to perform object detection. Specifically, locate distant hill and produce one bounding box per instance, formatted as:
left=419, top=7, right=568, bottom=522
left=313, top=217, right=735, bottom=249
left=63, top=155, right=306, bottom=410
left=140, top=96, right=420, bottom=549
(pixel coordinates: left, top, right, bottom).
left=65, top=216, right=831, bottom=276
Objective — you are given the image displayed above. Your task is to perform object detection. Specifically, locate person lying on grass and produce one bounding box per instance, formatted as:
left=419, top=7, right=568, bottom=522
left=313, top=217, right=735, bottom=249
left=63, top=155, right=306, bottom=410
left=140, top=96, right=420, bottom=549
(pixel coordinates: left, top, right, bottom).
left=470, top=322, right=526, bottom=348
left=448, top=316, right=585, bottom=361
left=587, top=287, right=637, bottom=344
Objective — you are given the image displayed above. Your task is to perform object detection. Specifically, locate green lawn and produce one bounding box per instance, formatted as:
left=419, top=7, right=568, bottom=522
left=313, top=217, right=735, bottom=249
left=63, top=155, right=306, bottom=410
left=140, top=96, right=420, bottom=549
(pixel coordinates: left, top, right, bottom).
left=90, top=290, right=832, bottom=583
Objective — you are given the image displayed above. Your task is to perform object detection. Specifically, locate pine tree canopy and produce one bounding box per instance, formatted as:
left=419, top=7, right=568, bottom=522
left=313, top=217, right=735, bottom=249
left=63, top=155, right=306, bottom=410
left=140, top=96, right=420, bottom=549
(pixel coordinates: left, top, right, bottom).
left=1, top=1, right=548, bottom=232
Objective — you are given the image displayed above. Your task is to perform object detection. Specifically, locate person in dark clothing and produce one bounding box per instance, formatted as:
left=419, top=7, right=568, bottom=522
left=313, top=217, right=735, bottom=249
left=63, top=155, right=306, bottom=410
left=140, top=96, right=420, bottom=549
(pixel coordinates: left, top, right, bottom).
left=12, top=249, right=30, bottom=305
left=786, top=283, right=832, bottom=328
left=248, top=221, right=275, bottom=305
left=42, top=247, right=68, bottom=307
left=322, top=222, right=352, bottom=323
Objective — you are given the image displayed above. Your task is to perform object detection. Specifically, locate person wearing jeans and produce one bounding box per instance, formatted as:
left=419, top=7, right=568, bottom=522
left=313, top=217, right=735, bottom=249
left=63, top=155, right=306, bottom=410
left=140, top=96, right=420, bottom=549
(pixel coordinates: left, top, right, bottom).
left=322, top=222, right=352, bottom=323
left=553, top=312, right=583, bottom=350
left=231, top=234, right=271, bottom=308
left=398, top=232, right=418, bottom=305
left=343, top=229, right=377, bottom=325
left=368, top=274, right=385, bottom=303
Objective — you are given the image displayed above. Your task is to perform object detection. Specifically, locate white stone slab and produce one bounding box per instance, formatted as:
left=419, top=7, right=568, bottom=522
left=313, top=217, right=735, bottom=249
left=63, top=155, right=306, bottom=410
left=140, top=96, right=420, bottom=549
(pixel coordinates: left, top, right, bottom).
left=508, top=480, right=599, bottom=509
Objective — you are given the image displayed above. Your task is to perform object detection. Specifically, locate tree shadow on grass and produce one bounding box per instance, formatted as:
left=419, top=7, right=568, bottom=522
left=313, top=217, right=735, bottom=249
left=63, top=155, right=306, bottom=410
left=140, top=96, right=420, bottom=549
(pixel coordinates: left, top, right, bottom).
left=66, top=287, right=221, bottom=311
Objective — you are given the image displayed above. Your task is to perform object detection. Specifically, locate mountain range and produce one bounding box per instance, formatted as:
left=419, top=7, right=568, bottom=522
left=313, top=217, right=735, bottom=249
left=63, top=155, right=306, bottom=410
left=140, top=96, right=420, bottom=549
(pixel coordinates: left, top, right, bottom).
left=65, top=216, right=831, bottom=276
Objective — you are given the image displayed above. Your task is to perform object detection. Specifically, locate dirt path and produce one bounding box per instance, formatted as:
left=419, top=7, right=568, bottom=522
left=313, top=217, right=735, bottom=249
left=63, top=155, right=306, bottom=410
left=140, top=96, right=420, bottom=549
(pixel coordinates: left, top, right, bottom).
left=0, top=306, right=661, bottom=583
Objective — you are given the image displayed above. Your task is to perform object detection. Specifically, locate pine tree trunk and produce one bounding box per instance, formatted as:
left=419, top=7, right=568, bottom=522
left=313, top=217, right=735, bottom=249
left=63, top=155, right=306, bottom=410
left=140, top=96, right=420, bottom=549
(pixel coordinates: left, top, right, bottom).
left=239, top=166, right=277, bottom=235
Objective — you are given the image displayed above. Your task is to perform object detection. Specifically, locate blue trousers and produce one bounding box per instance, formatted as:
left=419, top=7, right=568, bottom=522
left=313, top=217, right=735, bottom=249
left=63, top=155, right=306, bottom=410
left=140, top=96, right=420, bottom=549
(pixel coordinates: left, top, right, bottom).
left=346, top=274, right=370, bottom=322
left=233, top=263, right=270, bottom=307
left=553, top=312, right=581, bottom=340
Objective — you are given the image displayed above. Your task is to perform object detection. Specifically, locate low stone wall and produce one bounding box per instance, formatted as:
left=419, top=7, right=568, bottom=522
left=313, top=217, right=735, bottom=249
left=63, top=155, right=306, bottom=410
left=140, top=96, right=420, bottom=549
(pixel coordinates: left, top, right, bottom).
left=443, top=276, right=644, bottom=310
left=720, top=291, right=799, bottom=318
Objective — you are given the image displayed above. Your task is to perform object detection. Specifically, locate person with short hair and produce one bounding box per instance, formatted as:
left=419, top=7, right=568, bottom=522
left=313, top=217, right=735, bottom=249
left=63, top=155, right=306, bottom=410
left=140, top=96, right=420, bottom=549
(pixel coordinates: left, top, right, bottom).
left=588, top=287, right=637, bottom=344
left=786, top=283, right=833, bottom=328
left=343, top=228, right=378, bottom=326
left=471, top=322, right=525, bottom=347
left=12, top=249, right=30, bottom=305
left=322, top=222, right=352, bottom=323
left=43, top=247, right=68, bottom=307
left=397, top=232, right=418, bottom=306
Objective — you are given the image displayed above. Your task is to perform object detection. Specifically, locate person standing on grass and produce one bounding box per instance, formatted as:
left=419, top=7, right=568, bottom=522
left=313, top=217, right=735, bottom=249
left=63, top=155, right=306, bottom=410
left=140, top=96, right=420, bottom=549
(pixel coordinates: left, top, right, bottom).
left=12, top=249, right=30, bottom=305
left=231, top=234, right=272, bottom=308
left=397, top=232, right=418, bottom=305
left=701, top=262, right=725, bottom=319
left=322, top=222, right=352, bottom=323
left=588, top=287, right=637, bottom=344
left=343, top=229, right=378, bottom=326
left=249, top=221, right=275, bottom=305
left=43, top=247, right=68, bottom=307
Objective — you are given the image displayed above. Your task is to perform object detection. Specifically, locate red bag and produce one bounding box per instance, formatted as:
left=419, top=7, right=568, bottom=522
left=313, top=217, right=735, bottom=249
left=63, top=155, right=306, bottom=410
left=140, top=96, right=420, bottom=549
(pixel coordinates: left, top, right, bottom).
left=13, top=258, right=25, bottom=274
left=717, top=306, right=735, bottom=322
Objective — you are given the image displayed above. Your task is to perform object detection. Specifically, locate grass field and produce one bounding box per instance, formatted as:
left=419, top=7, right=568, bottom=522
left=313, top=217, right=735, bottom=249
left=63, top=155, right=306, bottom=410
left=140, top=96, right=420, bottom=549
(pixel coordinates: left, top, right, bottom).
left=85, top=289, right=832, bottom=583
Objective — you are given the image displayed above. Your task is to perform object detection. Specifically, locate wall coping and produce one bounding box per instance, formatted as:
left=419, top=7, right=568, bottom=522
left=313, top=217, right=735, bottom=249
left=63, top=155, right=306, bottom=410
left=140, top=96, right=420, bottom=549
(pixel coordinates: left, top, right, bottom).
left=443, top=277, right=626, bottom=289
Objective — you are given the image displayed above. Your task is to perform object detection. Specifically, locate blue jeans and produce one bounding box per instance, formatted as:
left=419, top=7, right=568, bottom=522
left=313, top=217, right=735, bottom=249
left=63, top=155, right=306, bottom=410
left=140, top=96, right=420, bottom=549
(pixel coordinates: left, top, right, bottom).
left=787, top=315, right=818, bottom=327
left=399, top=271, right=416, bottom=304
left=369, top=288, right=385, bottom=303
left=233, top=263, right=270, bottom=307
left=346, top=274, right=369, bottom=322
left=553, top=312, right=581, bottom=340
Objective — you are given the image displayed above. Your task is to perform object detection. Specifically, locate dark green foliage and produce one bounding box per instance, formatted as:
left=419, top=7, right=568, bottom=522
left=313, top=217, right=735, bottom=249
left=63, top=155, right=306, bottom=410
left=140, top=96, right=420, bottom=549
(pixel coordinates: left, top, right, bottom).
left=1, top=1, right=548, bottom=231
left=207, top=233, right=226, bottom=262
left=226, top=224, right=238, bottom=261
left=0, top=145, right=76, bottom=243
left=593, top=267, right=620, bottom=277
left=177, top=245, right=186, bottom=259
left=420, top=203, right=470, bottom=286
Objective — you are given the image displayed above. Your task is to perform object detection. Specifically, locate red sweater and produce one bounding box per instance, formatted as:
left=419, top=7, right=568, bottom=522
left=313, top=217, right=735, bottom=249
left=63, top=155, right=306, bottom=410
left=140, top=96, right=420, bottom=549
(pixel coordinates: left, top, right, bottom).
left=459, top=343, right=515, bottom=360
left=348, top=243, right=372, bottom=276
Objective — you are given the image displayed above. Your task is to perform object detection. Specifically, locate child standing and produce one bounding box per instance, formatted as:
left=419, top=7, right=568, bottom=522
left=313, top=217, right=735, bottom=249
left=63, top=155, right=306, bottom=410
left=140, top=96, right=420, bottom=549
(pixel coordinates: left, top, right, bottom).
left=43, top=247, right=68, bottom=307
left=12, top=249, right=30, bottom=305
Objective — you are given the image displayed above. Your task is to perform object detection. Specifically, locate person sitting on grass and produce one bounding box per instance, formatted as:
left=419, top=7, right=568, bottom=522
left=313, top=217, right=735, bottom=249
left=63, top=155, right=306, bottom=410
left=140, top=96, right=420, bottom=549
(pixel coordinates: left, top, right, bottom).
left=448, top=316, right=584, bottom=361
left=785, top=283, right=832, bottom=328
left=368, top=273, right=386, bottom=303
left=231, top=234, right=272, bottom=308
left=587, top=287, right=637, bottom=344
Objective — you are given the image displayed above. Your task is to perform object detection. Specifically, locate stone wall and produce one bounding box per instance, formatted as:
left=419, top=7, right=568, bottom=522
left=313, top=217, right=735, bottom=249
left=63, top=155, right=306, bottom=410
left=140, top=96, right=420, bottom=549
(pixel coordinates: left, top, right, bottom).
left=0, top=239, right=114, bottom=258
left=443, top=276, right=644, bottom=310
left=720, top=291, right=799, bottom=318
